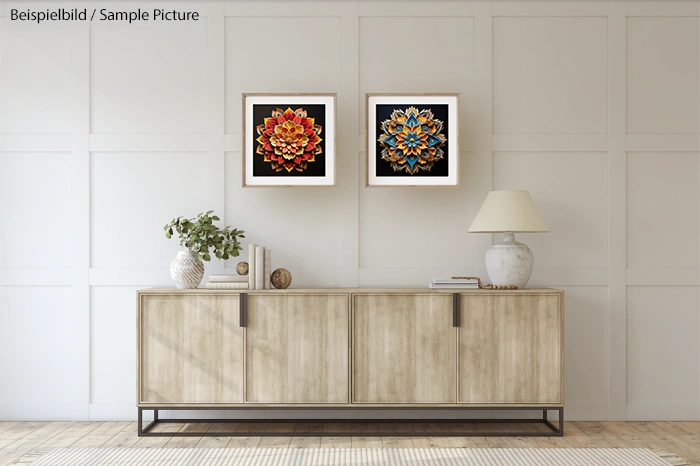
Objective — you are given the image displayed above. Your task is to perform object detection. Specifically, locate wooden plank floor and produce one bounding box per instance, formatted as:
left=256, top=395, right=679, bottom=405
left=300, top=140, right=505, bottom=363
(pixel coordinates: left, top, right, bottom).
left=0, top=422, right=697, bottom=466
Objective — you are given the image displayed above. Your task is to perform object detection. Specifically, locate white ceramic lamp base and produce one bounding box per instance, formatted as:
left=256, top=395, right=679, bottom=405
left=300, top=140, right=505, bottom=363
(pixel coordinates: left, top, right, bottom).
left=485, top=232, right=534, bottom=289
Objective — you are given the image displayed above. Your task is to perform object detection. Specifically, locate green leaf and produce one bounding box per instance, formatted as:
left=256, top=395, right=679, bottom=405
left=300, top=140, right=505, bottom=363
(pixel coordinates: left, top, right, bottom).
left=212, top=216, right=220, bottom=221
left=203, top=253, right=211, bottom=261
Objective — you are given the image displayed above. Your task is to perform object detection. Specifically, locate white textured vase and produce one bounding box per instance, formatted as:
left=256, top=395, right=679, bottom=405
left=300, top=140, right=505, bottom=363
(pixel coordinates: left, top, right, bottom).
left=170, top=251, right=204, bottom=289
left=484, top=232, right=535, bottom=289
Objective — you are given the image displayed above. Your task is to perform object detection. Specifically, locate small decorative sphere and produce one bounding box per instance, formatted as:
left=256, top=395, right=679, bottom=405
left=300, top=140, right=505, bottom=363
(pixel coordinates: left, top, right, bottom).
left=270, top=268, right=292, bottom=289
left=236, top=262, right=249, bottom=275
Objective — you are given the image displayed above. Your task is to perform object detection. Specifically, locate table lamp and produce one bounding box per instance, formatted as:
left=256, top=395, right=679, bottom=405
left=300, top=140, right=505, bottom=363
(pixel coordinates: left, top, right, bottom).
left=468, top=190, right=550, bottom=289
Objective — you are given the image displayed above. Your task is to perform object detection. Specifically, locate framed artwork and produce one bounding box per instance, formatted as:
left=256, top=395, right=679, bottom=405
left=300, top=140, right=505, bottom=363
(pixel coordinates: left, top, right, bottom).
left=243, top=93, right=336, bottom=187
left=366, top=93, right=459, bottom=187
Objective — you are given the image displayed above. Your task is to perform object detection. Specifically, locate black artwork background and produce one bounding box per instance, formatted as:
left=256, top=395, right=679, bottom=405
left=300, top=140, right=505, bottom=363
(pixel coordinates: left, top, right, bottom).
left=252, top=104, right=327, bottom=177
left=374, top=104, right=450, bottom=178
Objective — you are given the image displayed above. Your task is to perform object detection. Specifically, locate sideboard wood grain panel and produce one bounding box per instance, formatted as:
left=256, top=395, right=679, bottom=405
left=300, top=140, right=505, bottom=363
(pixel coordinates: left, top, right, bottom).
left=458, top=293, right=563, bottom=404
left=138, top=294, right=243, bottom=404
left=352, top=293, right=456, bottom=403
left=245, top=293, right=350, bottom=403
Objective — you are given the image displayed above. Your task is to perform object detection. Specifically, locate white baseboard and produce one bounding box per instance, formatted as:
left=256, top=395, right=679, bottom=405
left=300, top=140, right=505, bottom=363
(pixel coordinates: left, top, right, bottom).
left=564, top=402, right=609, bottom=421
left=626, top=403, right=700, bottom=421
left=1, top=403, right=86, bottom=421
left=89, top=403, right=142, bottom=421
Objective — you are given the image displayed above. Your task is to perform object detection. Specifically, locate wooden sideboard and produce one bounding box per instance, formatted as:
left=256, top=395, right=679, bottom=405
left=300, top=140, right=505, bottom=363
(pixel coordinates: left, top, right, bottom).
left=136, top=288, right=564, bottom=437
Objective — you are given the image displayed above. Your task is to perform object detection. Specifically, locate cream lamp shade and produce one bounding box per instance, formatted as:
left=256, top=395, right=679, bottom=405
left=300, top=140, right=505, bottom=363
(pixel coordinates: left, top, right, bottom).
left=468, top=190, right=550, bottom=233
left=469, top=190, right=549, bottom=289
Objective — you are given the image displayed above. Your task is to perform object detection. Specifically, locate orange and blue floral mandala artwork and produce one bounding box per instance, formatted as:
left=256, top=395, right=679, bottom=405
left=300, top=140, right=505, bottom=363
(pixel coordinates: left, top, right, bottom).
left=255, top=107, right=323, bottom=173
left=377, top=106, right=447, bottom=175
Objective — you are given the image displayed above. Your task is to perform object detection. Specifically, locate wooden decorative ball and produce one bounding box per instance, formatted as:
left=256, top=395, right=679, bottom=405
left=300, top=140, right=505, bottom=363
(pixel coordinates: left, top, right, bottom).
left=236, top=261, right=249, bottom=275
left=270, top=268, right=292, bottom=289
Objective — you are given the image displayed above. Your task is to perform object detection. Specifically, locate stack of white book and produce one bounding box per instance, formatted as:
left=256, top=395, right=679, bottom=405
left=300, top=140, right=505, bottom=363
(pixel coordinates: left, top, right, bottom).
left=248, top=244, right=272, bottom=290
left=205, top=274, right=249, bottom=289
left=428, top=278, right=480, bottom=289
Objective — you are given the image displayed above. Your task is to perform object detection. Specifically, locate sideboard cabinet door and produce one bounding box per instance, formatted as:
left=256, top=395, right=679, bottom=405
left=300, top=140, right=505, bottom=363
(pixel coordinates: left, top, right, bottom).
left=245, top=294, right=350, bottom=404
left=352, top=294, right=456, bottom=404
left=138, top=294, right=243, bottom=404
left=458, top=294, right=563, bottom=404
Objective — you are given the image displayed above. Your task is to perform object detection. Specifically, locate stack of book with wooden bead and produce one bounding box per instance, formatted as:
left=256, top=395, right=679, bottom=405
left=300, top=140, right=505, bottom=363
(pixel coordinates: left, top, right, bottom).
left=205, top=274, right=248, bottom=289
left=428, top=278, right=480, bottom=289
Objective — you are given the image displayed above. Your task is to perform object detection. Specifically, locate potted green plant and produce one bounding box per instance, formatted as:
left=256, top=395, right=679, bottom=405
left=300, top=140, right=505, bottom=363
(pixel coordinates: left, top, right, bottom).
left=164, top=211, right=245, bottom=289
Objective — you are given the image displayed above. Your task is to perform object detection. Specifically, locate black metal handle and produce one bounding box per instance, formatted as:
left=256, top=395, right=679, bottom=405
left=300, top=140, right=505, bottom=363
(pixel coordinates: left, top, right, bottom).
left=239, top=293, right=247, bottom=327
left=453, top=293, right=460, bottom=327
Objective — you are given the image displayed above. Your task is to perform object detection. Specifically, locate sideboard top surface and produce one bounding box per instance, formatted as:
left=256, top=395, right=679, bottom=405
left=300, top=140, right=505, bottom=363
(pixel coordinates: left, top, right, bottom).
left=137, top=287, right=563, bottom=295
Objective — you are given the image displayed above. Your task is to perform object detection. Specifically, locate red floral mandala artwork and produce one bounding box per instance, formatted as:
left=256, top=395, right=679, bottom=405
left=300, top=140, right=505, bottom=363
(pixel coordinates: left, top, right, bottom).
left=255, top=107, right=323, bottom=173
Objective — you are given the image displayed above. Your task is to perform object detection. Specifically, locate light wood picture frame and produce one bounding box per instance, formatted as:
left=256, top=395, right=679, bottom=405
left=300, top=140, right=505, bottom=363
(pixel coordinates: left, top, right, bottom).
left=243, top=93, right=337, bottom=187
left=365, top=93, right=460, bottom=187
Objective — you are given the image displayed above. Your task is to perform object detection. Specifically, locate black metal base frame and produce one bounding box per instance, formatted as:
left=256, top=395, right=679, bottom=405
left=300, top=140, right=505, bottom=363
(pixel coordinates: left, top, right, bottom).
left=138, top=407, right=563, bottom=437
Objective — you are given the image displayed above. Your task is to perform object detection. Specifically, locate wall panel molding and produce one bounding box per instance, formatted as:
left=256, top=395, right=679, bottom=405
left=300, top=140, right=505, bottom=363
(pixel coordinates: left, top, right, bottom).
left=70, top=26, right=91, bottom=421
left=473, top=0, right=493, bottom=281
left=529, top=267, right=609, bottom=286
left=493, top=0, right=611, bottom=17
left=626, top=134, right=700, bottom=152
left=89, top=134, right=207, bottom=152
left=359, top=2, right=479, bottom=17
left=626, top=403, right=700, bottom=422
left=492, top=134, right=608, bottom=152
left=0, top=269, right=73, bottom=286
left=339, top=3, right=360, bottom=287
left=225, top=1, right=346, bottom=16
left=627, top=268, right=700, bottom=286
left=206, top=0, right=226, bottom=280
left=626, top=0, right=700, bottom=17
left=607, top=0, right=628, bottom=421
left=0, top=135, right=72, bottom=152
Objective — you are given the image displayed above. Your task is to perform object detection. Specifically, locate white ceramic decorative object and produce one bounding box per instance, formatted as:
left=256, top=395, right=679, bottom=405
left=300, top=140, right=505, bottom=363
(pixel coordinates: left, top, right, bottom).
left=485, top=232, right=535, bottom=289
left=170, top=250, right=204, bottom=289
left=469, top=191, right=550, bottom=289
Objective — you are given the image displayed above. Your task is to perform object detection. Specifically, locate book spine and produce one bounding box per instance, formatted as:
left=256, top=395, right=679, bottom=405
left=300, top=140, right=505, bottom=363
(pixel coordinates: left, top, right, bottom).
left=255, top=246, right=265, bottom=290
left=206, top=283, right=249, bottom=289
left=248, top=244, right=256, bottom=290
left=209, top=276, right=248, bottom=283
left=264, top=249, right=271, bottom=290
left=432, top=279, right=479, bottom=284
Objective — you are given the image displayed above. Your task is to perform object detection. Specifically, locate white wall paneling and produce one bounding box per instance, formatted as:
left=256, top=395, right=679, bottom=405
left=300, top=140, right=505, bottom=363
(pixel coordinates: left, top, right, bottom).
left=627, top=152, right=700, bottom=269
left=0, top=153, right=74, bottom=268
left=0, top=0, right=698, bottom=421
left=561, top=286, right=610, bottom=421
left=0, top=27, right=72, bottom=134
left=627, top=286, right=700, bottom=421
left=626, top=16, right=700, bottom=135
left=0, top=287, right=80, bottom=420
left=493, top=16, right=608, bottom=135
left=90, top=21, right=208, bottom=134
